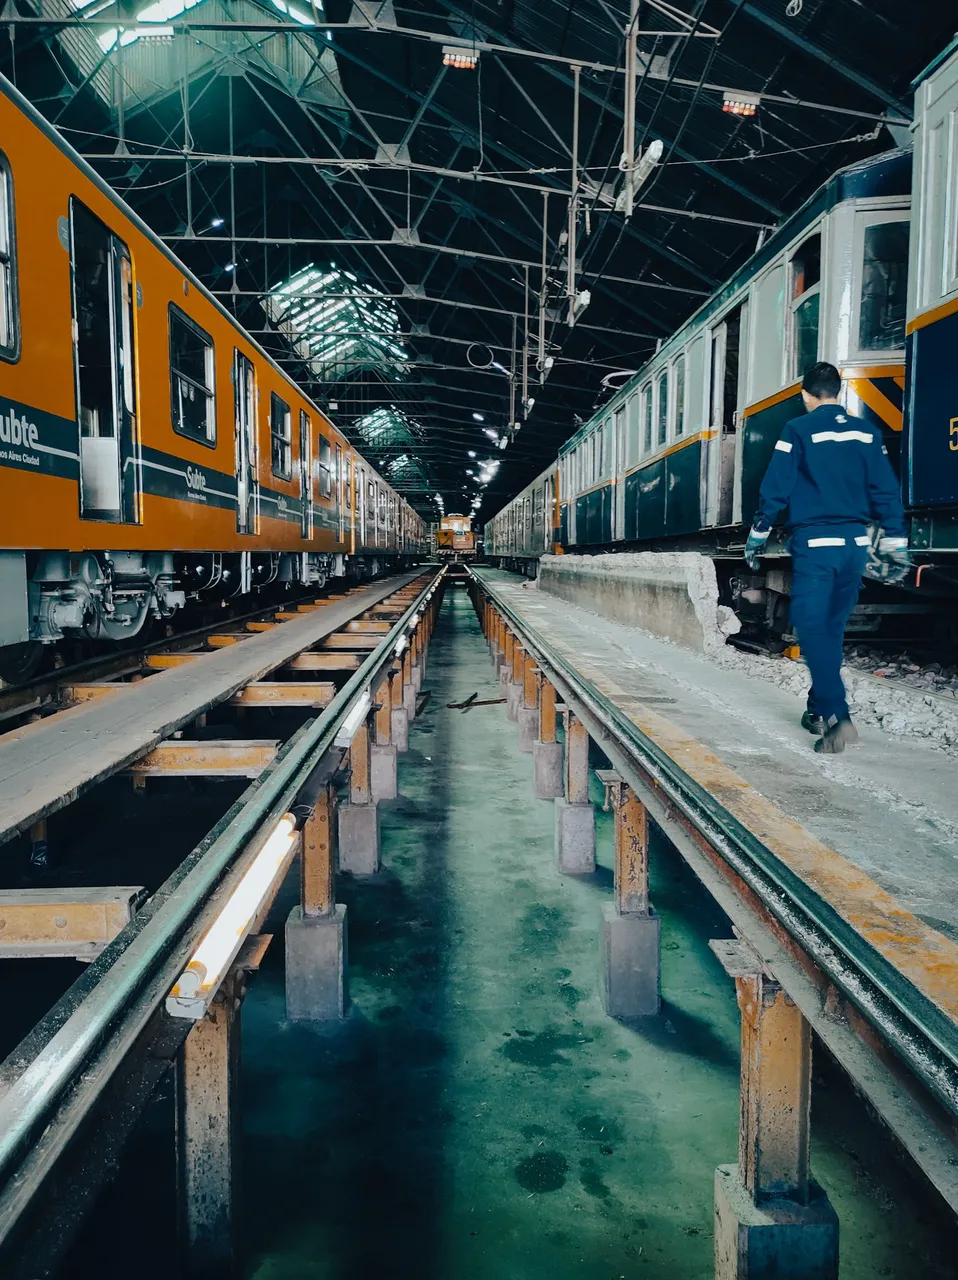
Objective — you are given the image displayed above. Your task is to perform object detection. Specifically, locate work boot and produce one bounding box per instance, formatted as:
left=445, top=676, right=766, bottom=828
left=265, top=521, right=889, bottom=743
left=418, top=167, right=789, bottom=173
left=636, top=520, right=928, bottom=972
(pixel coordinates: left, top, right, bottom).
left=801, top=709, right=826, bottom=736
left=814, top=717, right=859, bottom=755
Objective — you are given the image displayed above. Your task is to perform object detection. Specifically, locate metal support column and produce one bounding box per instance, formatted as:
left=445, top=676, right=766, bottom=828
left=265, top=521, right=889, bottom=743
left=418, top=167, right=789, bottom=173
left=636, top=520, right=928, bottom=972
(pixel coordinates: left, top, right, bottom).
left=339, top=715, right=379, bottom=875
left=517, top=652, right=538, bottom=751
left=286, top=782, right=348, bottom=1019
left=598, top=772, right=659, bottom=1015
left=371, top=673, right=398, bottom=801
left=555, top=710, right=595, bottom=873
left=533, top=674, right=563, bottom=798
left=176, top=974, right=241, bottom=1279
left=711, top=939, right=838, bottom=1279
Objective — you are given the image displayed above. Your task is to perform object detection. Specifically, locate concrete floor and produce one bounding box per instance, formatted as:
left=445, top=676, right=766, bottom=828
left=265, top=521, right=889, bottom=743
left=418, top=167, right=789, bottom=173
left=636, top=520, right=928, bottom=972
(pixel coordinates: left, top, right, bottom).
left=238, top=586, right=958, bottom=1280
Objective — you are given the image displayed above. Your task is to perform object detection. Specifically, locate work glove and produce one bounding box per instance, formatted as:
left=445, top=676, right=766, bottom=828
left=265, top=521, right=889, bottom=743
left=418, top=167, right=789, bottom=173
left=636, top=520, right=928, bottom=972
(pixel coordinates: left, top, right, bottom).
left=864, top=534, right=912, bottom=585
left=744, top=525, right=770, bottom=572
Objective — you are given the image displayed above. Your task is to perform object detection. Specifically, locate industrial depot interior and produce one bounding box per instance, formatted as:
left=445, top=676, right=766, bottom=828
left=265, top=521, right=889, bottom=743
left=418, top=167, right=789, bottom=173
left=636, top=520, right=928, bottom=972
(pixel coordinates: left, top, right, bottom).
left=3, top=1, right=958, bottom=1278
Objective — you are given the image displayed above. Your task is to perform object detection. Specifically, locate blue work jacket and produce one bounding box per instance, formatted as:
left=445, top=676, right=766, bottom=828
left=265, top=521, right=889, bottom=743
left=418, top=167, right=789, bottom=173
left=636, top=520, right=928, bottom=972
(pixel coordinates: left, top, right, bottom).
left=753, top=403, right=906, bottom=537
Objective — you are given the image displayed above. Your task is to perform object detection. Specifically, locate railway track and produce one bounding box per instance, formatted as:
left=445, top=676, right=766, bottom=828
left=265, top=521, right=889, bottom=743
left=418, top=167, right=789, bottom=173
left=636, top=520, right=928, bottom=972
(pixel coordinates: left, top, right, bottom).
left=469, top=566, right=958, bottom=1224
left=0, top=565, right=445, bottom=1276
left=0, top=586, right=372, bottom=730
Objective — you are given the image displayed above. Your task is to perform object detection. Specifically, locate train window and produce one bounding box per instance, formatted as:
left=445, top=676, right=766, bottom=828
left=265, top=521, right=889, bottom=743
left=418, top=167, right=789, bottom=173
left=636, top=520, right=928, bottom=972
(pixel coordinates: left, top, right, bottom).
left=674, top=355, right=686, bottom=437
left=656, top=369, right=669, bottom=447
left=318, top=435, right=333, bottom=498
left=643, top=384, right=653, bottom=454
left=270, top=393, right=292, bottom=479
left=169, top=305, right=215, bottom=446
left=789, top=233, right=821, bottom=379
left=859, top=220, right=909, bottom=351
left=0, top=155, right=18, bottom=362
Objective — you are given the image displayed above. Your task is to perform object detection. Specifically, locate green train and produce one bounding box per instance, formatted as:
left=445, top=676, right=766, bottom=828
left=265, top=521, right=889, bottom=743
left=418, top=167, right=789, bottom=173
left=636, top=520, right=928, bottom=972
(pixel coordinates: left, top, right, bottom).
left=487, top=39, right=958, bottom=643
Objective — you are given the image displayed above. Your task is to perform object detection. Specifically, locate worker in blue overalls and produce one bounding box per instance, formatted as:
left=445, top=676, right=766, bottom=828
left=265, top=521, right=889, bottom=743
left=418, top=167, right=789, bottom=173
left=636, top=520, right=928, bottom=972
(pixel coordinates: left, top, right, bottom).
left=744, top=361, right=910, bottom=755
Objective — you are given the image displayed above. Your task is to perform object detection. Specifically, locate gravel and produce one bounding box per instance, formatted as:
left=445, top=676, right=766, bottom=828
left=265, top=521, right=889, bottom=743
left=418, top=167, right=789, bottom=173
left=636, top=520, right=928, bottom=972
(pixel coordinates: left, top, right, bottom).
left=718, top=644, right=958, bottom=752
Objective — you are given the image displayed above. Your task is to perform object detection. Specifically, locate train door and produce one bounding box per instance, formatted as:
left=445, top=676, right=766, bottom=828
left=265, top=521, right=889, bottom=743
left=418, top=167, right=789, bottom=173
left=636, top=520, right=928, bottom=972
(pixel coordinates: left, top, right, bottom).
left=233, top=350, right=258, bottom=534
left=299, top=410, right=312, bottom=540
left=336, top=444, right=344, bottom=543
left=69, top=199, right=139, bottom=523
left=705, top=303, right=744, bottom=526
left=356, top=465, right=365, bottom=548
left=612, top=406, right=626, bottom=541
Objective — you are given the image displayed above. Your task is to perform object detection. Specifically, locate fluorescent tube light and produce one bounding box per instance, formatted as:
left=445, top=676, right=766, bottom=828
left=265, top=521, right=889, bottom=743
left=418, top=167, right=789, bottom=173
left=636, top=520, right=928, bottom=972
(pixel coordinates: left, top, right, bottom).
left=334, top=691, right=372, bottom=746
left=167, top=814, right=298, bottom=1019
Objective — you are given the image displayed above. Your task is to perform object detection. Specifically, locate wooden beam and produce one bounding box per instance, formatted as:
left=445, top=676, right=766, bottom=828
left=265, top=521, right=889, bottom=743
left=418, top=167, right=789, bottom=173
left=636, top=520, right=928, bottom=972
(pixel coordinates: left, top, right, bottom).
left=0, top=886, right=144, bottom=958
left=229, top=681, right=336, bottom=707
left=130, top=739, right=279, bottom=777
left=286, top=652, right=363, bottom=672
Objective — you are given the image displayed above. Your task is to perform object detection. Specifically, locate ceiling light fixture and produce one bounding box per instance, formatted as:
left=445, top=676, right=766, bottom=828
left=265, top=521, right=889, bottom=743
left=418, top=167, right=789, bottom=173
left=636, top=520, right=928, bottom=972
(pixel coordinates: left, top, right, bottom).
left=722, top=90, right=760, bottom=117
left=443, top=44, right=479, bottom=69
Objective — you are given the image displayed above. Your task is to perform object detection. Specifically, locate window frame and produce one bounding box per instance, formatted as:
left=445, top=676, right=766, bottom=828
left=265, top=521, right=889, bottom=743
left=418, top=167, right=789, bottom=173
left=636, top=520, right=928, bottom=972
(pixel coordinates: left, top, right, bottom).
left=655, top=366, right=670, bottom=448
left=0, top=153, right=20, bottom=364
left=168, top=304, right=216, bottom=448
left=851, top=209, right=910, bottom=360
left=787, top=231, right=823, bottom=381
left=269, top=391, right=292, bottom=480
left=318, top=433, right=333, bottom=500
left=673, top=353, right=687, bottom=438
left=642, top=382, right=653, bottom=456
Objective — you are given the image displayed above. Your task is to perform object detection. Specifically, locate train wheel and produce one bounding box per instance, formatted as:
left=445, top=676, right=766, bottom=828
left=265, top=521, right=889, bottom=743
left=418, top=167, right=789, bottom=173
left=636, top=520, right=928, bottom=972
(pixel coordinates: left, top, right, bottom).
left=0, top=641, right=45, bottom=687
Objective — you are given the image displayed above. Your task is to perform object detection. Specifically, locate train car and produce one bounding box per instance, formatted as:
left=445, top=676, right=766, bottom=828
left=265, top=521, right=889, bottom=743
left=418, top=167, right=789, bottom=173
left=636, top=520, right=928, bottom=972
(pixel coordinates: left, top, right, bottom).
left=904, top=38, right=958, bottom=567
left=489, top=143, right=917, bottom=634
left=0, top=71, right=424, bottom=678
left=435, top=514, right=478, bottom=558
left=486, top=465, right=560, bottom=574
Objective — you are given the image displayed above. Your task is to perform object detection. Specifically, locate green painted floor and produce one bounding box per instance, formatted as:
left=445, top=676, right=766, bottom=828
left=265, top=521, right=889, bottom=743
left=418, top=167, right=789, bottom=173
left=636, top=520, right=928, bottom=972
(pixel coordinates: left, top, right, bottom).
left=241, top=586, right=958, bottom=1280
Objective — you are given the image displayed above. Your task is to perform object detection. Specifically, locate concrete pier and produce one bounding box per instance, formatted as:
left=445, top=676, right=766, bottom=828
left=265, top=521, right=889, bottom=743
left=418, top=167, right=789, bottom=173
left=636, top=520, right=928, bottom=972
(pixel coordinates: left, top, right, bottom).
left=285, top=905, right=348, bottom=1020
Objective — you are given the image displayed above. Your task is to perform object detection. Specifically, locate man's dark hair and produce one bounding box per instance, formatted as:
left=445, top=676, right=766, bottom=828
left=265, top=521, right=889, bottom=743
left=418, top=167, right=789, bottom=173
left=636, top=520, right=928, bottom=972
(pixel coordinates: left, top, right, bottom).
left=802, top=361, right=841, bottom=400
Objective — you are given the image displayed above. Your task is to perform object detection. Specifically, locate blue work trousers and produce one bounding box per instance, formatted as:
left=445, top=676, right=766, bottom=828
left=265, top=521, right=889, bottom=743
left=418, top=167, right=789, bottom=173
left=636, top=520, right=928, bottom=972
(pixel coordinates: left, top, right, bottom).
left=789, top=525, right=869, bottom=722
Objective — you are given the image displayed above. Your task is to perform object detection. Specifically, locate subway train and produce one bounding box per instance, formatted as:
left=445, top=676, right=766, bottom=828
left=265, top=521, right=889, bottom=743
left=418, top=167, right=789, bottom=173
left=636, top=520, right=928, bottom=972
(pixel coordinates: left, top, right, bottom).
left=0, top=72, right=426, bottom=682
left=487, top=40, right=958, bottom=642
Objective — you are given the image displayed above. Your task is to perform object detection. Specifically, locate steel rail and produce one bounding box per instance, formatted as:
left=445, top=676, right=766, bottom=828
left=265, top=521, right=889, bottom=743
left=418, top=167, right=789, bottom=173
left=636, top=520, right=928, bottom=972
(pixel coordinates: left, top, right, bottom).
left=470, top=569, right=958, bottom=1118
left=0, top=566, right=445, bottom=1246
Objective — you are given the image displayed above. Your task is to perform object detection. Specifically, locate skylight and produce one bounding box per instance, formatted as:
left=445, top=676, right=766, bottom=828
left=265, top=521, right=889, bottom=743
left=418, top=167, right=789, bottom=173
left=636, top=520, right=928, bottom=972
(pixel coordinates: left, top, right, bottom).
left=90, top=0, right=324, bottom=53
left=353, top=408, right=431, bottom=497
left=265, top=265, right=408, bottom=382
left=355, top=407, right=424, bottom=450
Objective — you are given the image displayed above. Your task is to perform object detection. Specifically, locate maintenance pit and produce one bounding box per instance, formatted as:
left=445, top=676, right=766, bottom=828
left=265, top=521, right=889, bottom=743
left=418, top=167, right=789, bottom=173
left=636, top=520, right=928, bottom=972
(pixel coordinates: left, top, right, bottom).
left=43, top=587, right=958, bottom=1280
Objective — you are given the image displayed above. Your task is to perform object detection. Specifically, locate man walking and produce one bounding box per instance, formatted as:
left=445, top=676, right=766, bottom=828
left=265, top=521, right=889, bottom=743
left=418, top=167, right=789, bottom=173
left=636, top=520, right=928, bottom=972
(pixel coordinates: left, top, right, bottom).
left=744, top=361, right=910, bottom=754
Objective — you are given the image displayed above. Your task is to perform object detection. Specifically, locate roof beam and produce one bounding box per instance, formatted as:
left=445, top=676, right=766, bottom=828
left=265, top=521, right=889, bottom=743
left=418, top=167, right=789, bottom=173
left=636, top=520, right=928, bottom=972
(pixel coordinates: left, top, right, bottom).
left=731, top=1, right=911, bottom=115
left=432, top=0, right=785, bottom=217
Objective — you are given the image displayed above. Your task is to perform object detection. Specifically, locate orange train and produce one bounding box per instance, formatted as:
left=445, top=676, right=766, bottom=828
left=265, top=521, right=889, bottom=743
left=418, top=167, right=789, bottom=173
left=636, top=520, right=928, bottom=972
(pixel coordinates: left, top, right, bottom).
left=434, top=514, right=478, bottom=557
left=0, top=71, right=426, bottom=677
